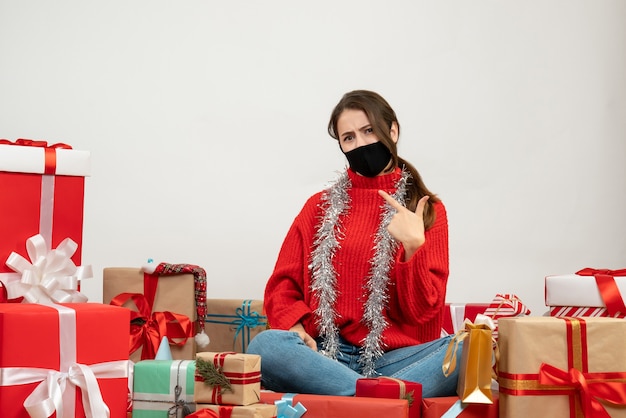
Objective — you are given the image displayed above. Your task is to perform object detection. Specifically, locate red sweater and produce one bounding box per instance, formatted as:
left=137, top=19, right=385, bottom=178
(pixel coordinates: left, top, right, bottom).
left=264, top=167, right=449, bottom=350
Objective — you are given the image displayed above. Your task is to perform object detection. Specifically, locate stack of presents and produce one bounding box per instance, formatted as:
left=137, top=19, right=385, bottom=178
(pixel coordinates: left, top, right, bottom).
left=1, top=138, right=626, bottom=417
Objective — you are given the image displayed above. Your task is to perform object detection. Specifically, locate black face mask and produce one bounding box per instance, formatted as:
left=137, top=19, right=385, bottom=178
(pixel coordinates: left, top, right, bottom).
left=343, top=142, right=392, bottom=177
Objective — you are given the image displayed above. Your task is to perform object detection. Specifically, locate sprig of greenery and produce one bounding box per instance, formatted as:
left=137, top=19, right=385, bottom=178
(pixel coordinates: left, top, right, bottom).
left=195, top=357, right=233, bottom=394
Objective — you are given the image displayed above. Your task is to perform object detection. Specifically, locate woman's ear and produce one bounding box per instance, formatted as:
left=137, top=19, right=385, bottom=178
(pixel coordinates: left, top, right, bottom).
left=390, top=122, right=399, bottom=143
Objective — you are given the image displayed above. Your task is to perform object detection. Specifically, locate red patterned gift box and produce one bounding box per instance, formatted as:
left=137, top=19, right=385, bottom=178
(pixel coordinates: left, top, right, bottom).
left=442, top=294, right=530, bottom=340
left=498, top=316, right=626, bottom=417
left=0, top=139, right=89, bottom=283
left=421, top=394, right=499, bottom=418
left=356, top=377, right=421, bottom=418
left=260, top=391, right=409, bottom=418
left=0, top=303, right=131, bottom=418
left=546, top=268, right=626, bottom=318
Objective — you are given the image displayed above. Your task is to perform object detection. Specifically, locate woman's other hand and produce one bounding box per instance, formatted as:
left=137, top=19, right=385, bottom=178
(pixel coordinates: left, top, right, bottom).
left=289, top=323, right=318, bottom=351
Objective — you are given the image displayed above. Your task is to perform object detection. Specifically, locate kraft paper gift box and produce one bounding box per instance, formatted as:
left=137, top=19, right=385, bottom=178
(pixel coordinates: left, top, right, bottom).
left=0, top=303, right=131, bottom=418
left=132, top=359, right=197, bottom=418
left=103, top=265, right=199, bottom=362
left=546, top=268, right=626, bottom=318
left=194, top=404, right=277, bottom=418
left=201, top=299, right=267, bottom=353
left=194, top=352, right=261, bottom=406
left=0, top=139, right=90, bottom=288
left=498, top=316, right=626, bottom=418
left=421, top=394, right=499, bottom=418
left=260, top=392, right=409, bottom=418
left=355, top=377, right=422, bottom=418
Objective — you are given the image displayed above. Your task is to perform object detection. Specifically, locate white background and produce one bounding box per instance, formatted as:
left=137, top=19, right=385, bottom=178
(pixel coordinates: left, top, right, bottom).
left=1, top=1, right=624, bottom=317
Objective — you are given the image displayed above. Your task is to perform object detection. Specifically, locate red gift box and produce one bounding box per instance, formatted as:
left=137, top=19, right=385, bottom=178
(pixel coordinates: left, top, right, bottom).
left=421, top=394, right=499, bottom=418
left=0, top=303, right=130, bottom=417
left=441, top=303, right=490, bottom=336
left=356, top=377, right=421, bottom=418
left=0, top=139, right=89, bottom=279
left=260, top=391, right=409, bottom=418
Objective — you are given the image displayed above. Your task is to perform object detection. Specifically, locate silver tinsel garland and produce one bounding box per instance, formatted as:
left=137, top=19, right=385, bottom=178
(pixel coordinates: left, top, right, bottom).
left=309, top=169, right=410, bottom=376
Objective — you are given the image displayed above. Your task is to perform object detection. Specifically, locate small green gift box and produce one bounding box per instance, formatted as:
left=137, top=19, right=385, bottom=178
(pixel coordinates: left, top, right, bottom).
left=132, top=360, right=196, bottom=417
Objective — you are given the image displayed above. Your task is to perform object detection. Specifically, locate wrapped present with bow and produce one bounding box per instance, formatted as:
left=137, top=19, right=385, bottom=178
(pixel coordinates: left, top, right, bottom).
left=103, top=262, right=208, bottom=362
left=132, top=359, right=197, bottom=418
left=193, top=404, right=278, bottom=418
left=0, top=303, right=131, bottom=418
left=356, top=376, right=422, bottom=418
left=546, top=268, right=626, bottom=318
left=200, top=299, right=267, bottom=353
left=498, top=316, right=626, bottom=417
left=194, top=352, right=261, bottom=406
left=443, top=314, right=497, bottom=404
left=0, top=138, right=90, bottom=287
left=441, top=294, right=530, bottom=341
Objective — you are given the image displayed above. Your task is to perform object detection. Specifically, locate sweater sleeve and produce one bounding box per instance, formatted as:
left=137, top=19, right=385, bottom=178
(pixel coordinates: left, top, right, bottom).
left=263, top=194, right=320, bottom=332
left=388, top=201, right=449, bottom=325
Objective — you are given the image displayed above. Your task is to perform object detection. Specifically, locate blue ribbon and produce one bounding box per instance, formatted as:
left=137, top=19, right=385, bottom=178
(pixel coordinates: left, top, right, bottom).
left=441, top=399, right=466, bottom=418
left=204, top=300, right=267, bottom=353
left=275, top=393, right=307, bottom=418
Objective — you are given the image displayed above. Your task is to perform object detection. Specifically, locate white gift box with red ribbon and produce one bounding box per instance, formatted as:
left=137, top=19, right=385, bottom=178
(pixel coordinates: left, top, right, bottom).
left=545, top=268, right=626, bottom=318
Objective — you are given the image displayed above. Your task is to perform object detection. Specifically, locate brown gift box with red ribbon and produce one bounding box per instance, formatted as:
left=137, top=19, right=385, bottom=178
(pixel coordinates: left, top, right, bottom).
left=194, top=352, right=262, bottom=406
left=356, top=377, right=421, bottom=418
left=103, top=266, right=197, bottom=362
left=0, top=139, right=89, bottom=280
left=498, top=316, right=626, bottom=418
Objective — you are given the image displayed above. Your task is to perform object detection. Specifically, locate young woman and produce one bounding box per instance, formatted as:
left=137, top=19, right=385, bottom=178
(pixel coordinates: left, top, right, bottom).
left=247, top=90, right=459, bottom=397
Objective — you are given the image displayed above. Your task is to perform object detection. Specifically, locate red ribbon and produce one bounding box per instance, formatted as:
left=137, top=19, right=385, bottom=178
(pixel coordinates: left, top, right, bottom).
left=185, top=409, right=219, bottom=418
left=539, top=363, right=626, bottom=418
left=0, top=138, right=72, bottom=175
left=576, top=268, right=626, bottom=316
left=110, top=290, right=192, bottom=359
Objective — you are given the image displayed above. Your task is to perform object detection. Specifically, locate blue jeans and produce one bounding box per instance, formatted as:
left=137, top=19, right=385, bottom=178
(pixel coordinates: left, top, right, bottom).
left=247, top=330, right=461, bottom=398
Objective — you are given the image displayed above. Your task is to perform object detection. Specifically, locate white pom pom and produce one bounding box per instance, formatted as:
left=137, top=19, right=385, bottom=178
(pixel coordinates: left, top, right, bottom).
left=195, top=329, right=210, bottom=348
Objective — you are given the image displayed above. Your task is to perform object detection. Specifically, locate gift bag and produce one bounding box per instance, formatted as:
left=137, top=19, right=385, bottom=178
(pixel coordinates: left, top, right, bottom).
left=443, top=315, right=495, bottom=404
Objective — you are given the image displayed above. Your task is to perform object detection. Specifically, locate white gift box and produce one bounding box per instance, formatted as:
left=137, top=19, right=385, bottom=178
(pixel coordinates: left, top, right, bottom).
left=545, top=273, right=626, bottom=308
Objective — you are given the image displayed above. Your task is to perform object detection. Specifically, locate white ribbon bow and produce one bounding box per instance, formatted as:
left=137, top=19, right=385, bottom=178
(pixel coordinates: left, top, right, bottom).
left=4, top=234, right=91, bottom=303
left=1, top=361, right=129, bottom=418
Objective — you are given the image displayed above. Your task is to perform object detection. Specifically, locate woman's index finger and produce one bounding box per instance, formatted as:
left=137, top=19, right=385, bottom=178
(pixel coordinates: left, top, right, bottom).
left=378, top=189, right=403, bottom=210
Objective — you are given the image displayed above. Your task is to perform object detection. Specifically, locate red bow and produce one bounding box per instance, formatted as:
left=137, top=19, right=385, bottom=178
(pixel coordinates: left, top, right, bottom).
left=110, top=292, right=193, bottom=359
left=576, top=268, right=626, bottom=316
left=0, top=138, right=72, bottom=149
left=186, top=409, right=220, bottom=418
left=539, top=363, right=626, bottom=418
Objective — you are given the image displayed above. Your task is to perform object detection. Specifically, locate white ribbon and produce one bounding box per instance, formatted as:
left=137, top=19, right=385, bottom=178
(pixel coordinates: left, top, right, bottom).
left=4, top=234, right=92, bottom=303
left=471, top=313, right=496, bottom=330
left=0, top=305, right=130, bottom=417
